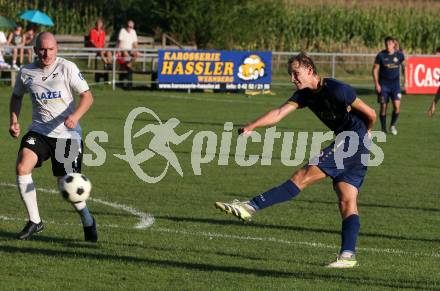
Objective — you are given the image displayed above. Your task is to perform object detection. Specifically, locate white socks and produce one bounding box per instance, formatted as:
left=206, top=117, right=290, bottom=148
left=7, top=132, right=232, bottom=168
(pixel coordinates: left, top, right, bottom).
left=17, top=174, right=41, bottom=224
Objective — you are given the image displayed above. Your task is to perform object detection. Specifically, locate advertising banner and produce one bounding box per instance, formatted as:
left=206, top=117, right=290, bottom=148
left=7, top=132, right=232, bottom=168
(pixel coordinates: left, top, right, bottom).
left=157, top=50, right=272, bottom=90
left=405, top=57, right=440, bottom=94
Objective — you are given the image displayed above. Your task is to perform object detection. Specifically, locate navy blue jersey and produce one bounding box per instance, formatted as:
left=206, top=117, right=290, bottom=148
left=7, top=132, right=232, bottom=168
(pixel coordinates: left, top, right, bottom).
left=374, top=50, right=405, bottom=83
left=288, top=78, right=367, bottom=134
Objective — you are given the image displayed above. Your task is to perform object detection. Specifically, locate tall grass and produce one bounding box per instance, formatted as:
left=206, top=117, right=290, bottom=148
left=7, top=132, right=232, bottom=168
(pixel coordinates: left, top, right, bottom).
left=157, top=0, right=440, bottom=53
left=1, top=0, right=439, bottom=52
left=0, top=0, right=103, bottom=35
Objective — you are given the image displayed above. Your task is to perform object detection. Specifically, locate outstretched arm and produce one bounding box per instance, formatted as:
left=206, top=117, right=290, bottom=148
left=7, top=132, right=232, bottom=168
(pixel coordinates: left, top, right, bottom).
left=351, top=98, right=377, bottom=133
left=9, top=93, right=24, bottom=138
left=64, top=90, right=94, bottom=129
left=372, top=64, right=381, bottom=94
left=427, top=87, right=440, bottom=117
left=239, top=102, right=298, bottom=134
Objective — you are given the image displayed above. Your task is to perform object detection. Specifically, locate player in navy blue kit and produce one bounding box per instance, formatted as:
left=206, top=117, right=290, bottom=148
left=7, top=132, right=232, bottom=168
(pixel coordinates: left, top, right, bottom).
left=215, top=53, right=377, bottom=268
left=373, top=36, right=405, bottom=135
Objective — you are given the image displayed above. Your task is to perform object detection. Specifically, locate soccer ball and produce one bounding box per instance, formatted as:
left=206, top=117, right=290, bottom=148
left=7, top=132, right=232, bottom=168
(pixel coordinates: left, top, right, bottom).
left=59, top=173, right=92, bottom=203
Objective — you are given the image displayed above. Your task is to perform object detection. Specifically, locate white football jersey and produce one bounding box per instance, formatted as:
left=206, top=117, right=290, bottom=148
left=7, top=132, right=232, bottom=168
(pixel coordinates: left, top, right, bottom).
left=13, top=57, right=89, bottom=139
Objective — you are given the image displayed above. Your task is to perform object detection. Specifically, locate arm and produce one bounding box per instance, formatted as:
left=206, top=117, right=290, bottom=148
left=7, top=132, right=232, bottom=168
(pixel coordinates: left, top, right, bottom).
left=427, top=87, right=440, bottom=117
left=351, top=98, right=377, bottom=133
left=372, top=63, right=381, bottom=94
left=9, top=93, right=24, bottom=138
left=239, top=102, right=298, bottom=134
left=64, top=90, right=94, bottom=129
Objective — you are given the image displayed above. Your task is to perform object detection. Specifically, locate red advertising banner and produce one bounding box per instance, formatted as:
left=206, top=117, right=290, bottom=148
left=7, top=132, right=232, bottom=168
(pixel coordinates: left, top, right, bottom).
left=405, top=57, right=440, bottom=94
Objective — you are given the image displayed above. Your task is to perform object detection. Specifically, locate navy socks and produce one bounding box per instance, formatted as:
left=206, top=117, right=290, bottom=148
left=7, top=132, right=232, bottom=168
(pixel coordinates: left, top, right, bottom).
left=391, top=111, right=399, bottom=126
left=251, top=180, right=301, bottom=210
left=340, top=214, right=360, bottom=254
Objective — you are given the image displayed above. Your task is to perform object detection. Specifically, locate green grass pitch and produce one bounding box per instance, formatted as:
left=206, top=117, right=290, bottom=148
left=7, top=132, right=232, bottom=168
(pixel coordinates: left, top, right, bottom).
left=0, top=82, right=439, bottom=290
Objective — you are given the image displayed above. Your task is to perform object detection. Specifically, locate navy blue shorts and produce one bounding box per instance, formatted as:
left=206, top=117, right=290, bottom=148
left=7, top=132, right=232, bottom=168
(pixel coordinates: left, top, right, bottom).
left=378, top=83, right=401, bottom=103
left=309, top=131, right=370, bottom=191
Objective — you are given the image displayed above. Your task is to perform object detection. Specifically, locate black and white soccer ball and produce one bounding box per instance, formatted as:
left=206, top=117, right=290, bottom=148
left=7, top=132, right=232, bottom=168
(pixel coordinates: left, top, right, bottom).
left=59, top=173, right=92, bottom=203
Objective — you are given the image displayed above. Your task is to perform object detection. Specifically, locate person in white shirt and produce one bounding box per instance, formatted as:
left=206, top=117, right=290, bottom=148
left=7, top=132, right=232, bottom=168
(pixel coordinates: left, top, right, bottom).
left=9, top=32, right=98, bottom=241
left=0, top=30, right=11, bottom=69
left=117, top=20, right=139, bottom=69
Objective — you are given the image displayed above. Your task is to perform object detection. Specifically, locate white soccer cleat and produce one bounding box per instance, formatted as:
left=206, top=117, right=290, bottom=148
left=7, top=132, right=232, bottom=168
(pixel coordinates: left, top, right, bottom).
left=390, top=125, right=398, bottom=135
left=326, top=252, right=358, bottom=268
left=12, top=63, right=20, bottom=71
left=214, top=199, right=255, bottom=222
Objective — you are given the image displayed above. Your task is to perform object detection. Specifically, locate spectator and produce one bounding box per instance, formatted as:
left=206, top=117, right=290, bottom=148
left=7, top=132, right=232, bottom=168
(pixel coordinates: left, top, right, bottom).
left=7, top=24, right=25, bottom=70
left=117, top=20, right=139, bottom=69
left=23, top=23, right=38, bottom=64
left=0, top=29, right=11, bottom=69
left=88, top=18, right=112, bottom=70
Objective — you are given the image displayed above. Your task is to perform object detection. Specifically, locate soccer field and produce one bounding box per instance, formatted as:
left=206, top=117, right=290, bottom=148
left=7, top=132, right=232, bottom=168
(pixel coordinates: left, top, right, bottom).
left=0, top=84, right=439, bottom=290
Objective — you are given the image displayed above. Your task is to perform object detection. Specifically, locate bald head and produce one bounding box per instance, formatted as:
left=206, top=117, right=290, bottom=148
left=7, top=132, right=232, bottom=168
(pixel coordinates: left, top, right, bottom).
left=35, top=32, right=57, bottom=48
left=34, top=32, right=58, bottom=68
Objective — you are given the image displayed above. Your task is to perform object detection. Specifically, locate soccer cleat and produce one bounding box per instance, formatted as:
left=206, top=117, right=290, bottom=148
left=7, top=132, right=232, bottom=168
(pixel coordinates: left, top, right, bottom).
left=83, top=216, right=98, bottom=242
left=12, top=63, right=20, bottom=70
left=214, top=199, right=255, bottom=222
left=326, top=252, right=358, bottom=268
left=17, top=221, right=44, bottom=240
left=390, top=125, right=398, bottom=135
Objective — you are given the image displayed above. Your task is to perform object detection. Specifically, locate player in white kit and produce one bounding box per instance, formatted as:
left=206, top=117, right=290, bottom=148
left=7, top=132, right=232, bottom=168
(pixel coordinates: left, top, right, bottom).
left=9, top=32, right=97, bottom=241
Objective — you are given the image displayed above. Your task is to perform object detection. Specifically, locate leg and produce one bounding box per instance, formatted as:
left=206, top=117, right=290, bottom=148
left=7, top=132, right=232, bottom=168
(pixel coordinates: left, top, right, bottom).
left=326, top=181, right=360, bottom=268
left=19, top=47, right=24, bottom=65
left=16, top=148, right=44, bottom=239
left=12, top=47, right=18, bottom=65
left=391, top=99, right=401, bottom=127
left=16, top=148, right=40, bottom=223
left=27, top=48, right=33, bottom=63
left=334, top=181, right=360, bottom=254
left=251, top=165, right=326, bottom=210
left=379, top=102, right=388, bottom=132
left=215, top=165, right=326, bottom=220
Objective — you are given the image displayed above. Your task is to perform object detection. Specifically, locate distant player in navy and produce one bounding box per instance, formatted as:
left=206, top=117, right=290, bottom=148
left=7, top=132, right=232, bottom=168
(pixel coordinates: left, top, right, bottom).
left=373, top=36, right=405, bottom=135
left=9, top=32, right=97, bottom=241
left=215, top=53, right=377, bottom=268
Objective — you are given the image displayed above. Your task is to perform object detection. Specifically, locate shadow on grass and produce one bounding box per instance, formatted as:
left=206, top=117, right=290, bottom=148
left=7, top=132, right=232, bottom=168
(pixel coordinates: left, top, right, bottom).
left=0, top=230, right=99, bottom=249
left=297, top=198, right=440, bottom=213
left=0, top=244, right=437, bottom=290
left=156, top=216, right=440, bottom=244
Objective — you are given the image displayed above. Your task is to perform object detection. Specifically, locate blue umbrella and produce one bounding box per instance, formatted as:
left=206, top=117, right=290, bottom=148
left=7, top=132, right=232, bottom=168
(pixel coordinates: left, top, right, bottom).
left=19, top=10, right=54, bottom=26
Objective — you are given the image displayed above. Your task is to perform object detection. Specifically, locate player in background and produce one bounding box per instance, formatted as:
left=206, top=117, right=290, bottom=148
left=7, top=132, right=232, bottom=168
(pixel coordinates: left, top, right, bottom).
left=215, top=53, right=376, bottom=268
left=427, top=47, right=440, bottom=117
left=427, top=90, right=440, bottom=117
left=9, top=32, right=97, bottom=242
left=373, top=36, right=405, bottom=135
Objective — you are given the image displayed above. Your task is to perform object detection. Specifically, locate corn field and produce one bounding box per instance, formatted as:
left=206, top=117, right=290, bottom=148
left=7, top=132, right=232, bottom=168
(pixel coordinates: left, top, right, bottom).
left=1, top=0, right=439, bottom=53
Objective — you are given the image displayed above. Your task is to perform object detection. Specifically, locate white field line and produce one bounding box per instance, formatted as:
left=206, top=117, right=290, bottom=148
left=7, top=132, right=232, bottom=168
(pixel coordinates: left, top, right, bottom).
left=151, top=227, right=440, bottom=259
left=2, top=183, right=439, bottom=258
left=0, top=182, right=154, bottom=229
left=1, top=214, right=439, bottom=259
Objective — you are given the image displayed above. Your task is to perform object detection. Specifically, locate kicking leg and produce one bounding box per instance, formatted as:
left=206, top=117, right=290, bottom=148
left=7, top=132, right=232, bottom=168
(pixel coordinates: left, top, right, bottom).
left=215, top=165, right=326, bottom=221
left=57, top=176, right=97, bottom=242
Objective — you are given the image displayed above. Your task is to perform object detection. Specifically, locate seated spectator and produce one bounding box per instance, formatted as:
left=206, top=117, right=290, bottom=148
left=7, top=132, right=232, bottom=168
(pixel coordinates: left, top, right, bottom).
left=0, top=29, right=11, bottom=69
left=7, top=24, right=25, bottom=70
left=89, top=18, right=112, bottom=69
left=117, top=20, right=139, bottom=69
left=23, top=23, right=38, bottom=64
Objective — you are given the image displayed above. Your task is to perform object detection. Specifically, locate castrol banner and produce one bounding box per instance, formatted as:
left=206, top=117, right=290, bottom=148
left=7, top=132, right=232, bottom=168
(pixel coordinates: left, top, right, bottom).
left=405, top=57, right=440, bottom=94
